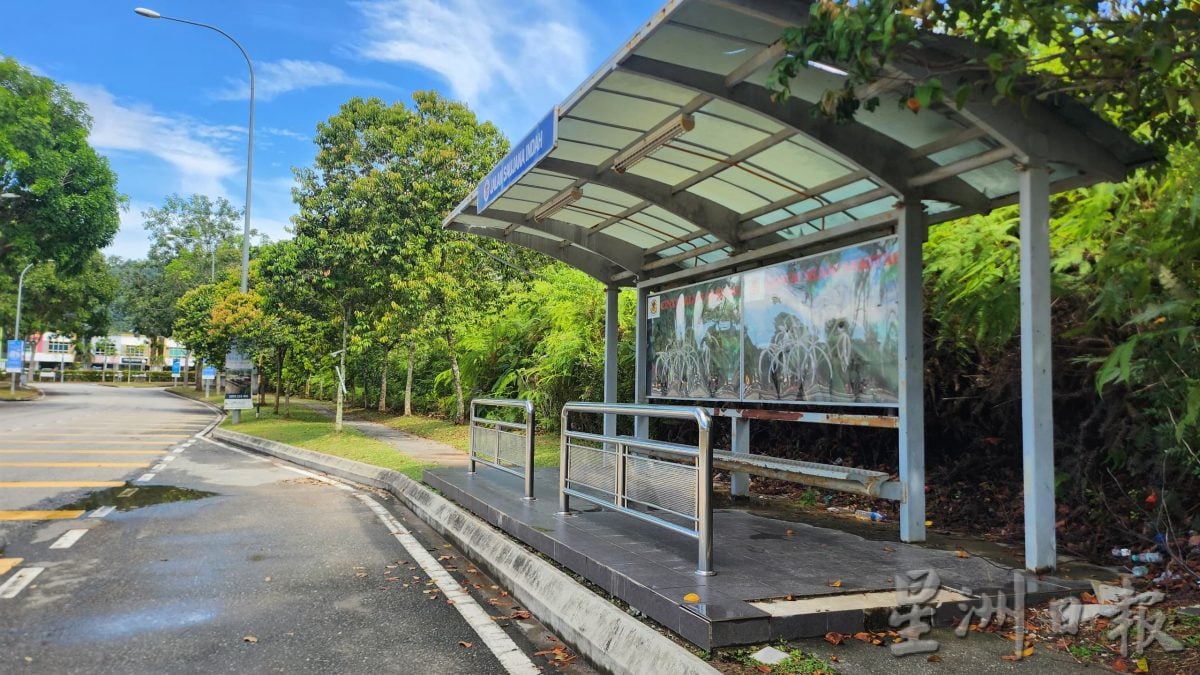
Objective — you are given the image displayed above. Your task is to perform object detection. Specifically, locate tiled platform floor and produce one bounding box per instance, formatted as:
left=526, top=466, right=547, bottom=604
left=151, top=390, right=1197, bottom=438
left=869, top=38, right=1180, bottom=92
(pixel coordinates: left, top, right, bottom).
left=425, top=467, right=1082, bottom=649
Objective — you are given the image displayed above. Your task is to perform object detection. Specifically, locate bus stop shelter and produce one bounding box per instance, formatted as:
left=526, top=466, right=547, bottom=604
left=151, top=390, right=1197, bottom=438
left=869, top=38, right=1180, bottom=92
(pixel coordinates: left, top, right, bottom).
left=442, top=0, right=1153, bottom=575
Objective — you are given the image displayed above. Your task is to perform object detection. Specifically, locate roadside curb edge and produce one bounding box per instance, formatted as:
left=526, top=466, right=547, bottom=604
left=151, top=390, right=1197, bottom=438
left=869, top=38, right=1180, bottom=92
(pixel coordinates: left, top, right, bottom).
left=209, top=426, right=719, bottom=675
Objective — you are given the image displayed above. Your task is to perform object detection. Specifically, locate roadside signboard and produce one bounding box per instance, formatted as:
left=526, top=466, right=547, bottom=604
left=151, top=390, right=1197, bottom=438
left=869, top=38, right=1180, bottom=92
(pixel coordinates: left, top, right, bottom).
left=224, top=347, right=255, bottom=411
left=476, top=108, right=558, bottom=212
left=202, top=366, right=217, bottom=381
left=5, top=340, right=22, bottom=373
left=171, top=358, right=181, bottom=378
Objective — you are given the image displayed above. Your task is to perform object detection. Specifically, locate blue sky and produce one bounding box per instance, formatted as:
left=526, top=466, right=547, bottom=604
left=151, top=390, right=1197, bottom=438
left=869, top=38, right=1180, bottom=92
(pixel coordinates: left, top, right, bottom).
left=4, top=0, right=661, bottom=259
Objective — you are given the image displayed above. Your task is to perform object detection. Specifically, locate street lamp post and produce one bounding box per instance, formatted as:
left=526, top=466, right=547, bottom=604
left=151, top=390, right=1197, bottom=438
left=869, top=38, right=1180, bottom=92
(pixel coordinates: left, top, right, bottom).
left=10, top=262, right=34, bottom=394
left=136, top=6, right=254, bottom=423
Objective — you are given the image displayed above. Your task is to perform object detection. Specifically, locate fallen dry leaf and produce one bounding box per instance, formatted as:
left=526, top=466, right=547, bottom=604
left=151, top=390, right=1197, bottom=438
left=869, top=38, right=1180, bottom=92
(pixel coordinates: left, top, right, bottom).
left=829, top=655, right=839, bottom=663
left=828, top=579, right=843, bottom=588
left=785, top=529, right=794, bottom=536
left=1080, top=591, right=1098, bottom=604
left=243, top=636, right=258, bottom=643
left=683, top=593, right=701, bottom=603
left=1112, top=657, right=1130, bottom=672
left=1023, top=646, right=1034, bottom=657
left=927, top=654, right=942, bottom=662
left=956, top=548, right=970, bottom=558
left=824, top=631, right=846, bottom=645
left=458, top=640, right=473, bottom=649
left=853, top=632, right=872, bottom=643
left=263, top=576, right=271, bottom=582
left=883, top=546, right=896, bottom=553
left=438, top=555, right=453, bottom=561
left=499, top=590, right=509, bottom=597
left=1000, top=654, right=1021, bottom=662
left=755, top=665, right=771, bottom=674
left=354, top=572, right=368, bottom=578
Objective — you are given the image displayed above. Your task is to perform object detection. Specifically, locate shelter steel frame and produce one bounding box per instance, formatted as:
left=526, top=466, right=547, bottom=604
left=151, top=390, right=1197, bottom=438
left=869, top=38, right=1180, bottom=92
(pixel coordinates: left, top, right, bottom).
left=445, top=0, right=1154, bottom=572
left=468, top=398, right=537, bottom=501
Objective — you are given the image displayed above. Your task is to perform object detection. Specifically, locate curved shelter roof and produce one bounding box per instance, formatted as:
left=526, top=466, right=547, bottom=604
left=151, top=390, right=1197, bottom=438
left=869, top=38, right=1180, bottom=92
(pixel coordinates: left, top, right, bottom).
left=444, top=0, right=1153, bottom=289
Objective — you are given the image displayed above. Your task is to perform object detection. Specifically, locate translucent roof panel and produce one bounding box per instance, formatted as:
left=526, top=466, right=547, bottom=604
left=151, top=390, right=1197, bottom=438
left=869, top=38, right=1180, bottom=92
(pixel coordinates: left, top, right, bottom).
left=444, top=0, right=1150, bottom=287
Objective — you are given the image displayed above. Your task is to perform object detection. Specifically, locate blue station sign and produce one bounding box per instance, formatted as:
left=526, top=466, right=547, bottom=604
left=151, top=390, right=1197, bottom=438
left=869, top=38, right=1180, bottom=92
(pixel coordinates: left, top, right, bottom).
left=202, top=366, right=217, bottom=381
left=476, top=108, right=558, bottom=213
left=6, top=340, right=23, bottom=373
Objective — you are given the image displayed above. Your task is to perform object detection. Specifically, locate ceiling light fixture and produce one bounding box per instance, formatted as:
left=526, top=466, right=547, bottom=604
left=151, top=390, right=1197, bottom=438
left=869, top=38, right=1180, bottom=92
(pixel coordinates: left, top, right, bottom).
left=807, top=60, right=849, bottom=77
left=611, top=113, right=695, bottom=173
left=532, top=187, right=583, bottom=222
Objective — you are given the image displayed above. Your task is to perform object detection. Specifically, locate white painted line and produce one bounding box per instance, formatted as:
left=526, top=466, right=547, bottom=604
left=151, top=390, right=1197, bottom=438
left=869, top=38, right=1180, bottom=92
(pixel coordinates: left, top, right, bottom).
left=136, top=473, right=155, bottom=482
left=355, top=494, right=539, bottom=675
left=173, top=447, right=186, bottom=454
left=0, top=567, right=44, bottom=599
left=49, top=529, right=88, bottom=550
left=184, top=440, right=196, bottom=446
left=88, top=505, right=116, bottom=519
left=161, top=455, right=176, bottom=462
left=202, top=437, right=270, bottom=463
left=152, top=463, right=167, bottom=471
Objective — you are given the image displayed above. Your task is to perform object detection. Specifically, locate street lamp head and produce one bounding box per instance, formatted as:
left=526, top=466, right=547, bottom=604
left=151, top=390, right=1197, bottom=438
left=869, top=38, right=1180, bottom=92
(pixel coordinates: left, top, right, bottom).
left=134, top=7, right=162, bottom=18
left=0, top=193, right=19, bottom=199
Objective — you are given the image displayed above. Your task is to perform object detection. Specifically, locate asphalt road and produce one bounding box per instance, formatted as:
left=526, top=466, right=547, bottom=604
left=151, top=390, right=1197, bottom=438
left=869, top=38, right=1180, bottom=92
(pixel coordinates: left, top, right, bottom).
left=0, top=384, right=583, bottom=674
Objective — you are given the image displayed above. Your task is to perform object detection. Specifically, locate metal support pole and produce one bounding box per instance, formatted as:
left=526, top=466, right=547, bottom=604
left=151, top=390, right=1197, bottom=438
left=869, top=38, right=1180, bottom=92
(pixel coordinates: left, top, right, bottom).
left=730, top=416, right=751, bottom=497
left=898, top=201, right=927, bottom=543
left=1019, top=163, right=1056, bottom=572
left=558, top=406, right=571, bottom=514
left=523, top=400, right=536, bottom=501
left=11, top=262, right=33, bottom=393
left=633, top=286, right=649, bottom=440
left=603, top=285, right=620, bottom=438
left=696, top=415, right=714, bottom=576
left=468, top=399, right=478, bottom=474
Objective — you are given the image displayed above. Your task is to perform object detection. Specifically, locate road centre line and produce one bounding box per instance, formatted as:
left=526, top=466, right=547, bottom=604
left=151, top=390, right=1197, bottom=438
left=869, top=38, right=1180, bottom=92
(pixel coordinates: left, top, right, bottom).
left=355, top=494, right=539, bottom=675
left=0, top=461, right=151, bottom=468
left=49, top=529, right=88, bottom=550
left=0, top=511, right=86, bottom=521
left=0, top=558, right=23, bottom=575
left=0, top=567, right=45, bottom=599
left=88, top=506, right=116, bottom=518
left=0, top=481, right=126, bottom=489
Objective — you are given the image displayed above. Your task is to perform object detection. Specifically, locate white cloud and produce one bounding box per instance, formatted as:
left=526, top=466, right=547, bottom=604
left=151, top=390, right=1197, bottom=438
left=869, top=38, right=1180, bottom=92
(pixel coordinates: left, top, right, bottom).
left=104, top=200, right=156, bottom=260
left=352, top=0, right=589, bottom=133
left=216, top=59, right=388, bottom=101
left=263, top=126, right=309, bottom=142
left=71, top=83, right=240, bottom=198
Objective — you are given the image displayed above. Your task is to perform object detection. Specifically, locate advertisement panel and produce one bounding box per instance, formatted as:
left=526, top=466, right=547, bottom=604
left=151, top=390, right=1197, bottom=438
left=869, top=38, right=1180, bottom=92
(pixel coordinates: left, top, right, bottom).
left=224, top=347, right=255, bottom=411
left=6, top=340, right=23, bottom=373
left=646, top=235, right=900, bottom=407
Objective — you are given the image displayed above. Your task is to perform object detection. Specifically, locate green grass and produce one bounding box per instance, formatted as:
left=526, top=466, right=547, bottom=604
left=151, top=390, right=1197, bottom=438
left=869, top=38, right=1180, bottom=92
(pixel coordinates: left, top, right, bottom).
left=0, top=387, right=40, bottom=401
left=219, top=405, right=435, bottom=480
left=165, top=386, right=224, bottom=405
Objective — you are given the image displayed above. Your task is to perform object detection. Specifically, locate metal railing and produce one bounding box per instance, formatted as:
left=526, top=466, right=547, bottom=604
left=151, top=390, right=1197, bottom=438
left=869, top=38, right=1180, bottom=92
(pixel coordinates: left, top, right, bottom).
left=559, top=402, right=715, bottom=576
left=469, top=398, right=536, bottom=500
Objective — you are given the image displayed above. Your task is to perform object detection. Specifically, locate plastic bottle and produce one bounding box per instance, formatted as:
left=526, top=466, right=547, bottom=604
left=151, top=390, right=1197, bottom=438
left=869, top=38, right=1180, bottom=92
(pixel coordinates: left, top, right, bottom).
left=1131, top=552, right=1163, bottom=564
left=1130, top=565, right=1150, bottom=577
left=854, top=509, right=886, bottom=522
left=1111, top=547, right=1132, bottom=558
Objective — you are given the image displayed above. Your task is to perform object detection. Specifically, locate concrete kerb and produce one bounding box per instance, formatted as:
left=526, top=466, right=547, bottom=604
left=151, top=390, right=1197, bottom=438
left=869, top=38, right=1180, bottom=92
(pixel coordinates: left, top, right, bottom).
left=210, top=427, right=719, bottom=675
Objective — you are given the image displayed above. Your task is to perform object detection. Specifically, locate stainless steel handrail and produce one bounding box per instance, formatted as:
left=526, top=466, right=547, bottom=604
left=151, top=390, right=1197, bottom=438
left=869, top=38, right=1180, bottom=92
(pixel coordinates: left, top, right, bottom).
left=559, top=402, right=714, bottom=576
left=469, top=398, right=536, bottom=500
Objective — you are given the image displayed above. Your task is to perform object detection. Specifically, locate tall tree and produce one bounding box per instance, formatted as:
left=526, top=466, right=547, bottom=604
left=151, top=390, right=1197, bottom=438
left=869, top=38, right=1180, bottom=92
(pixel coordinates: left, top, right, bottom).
left=0, top=57, right=121, bottom=278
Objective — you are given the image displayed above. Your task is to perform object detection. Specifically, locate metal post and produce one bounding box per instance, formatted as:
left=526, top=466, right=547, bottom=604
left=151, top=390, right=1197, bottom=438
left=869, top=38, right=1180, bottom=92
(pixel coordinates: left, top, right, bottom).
left=468, top=399, right=478, bottom=474
left=615, top=440, right=627, bottom=508
left=558, top=406, right=571, bottom=514
left=696, top=411, right=714, bottom=576
left=523, top=400, right=535, bottom=501
left=1019, top=163, right=1056, bottom=572
left=11, top=262, right=33, bottom=393
left=633, top=286, right=649, bottom=439
left=603, top=285, right=620, bottom=438
left=730, top=416, right=751, bottom=497
left=898, top=201, right=927, bottom=543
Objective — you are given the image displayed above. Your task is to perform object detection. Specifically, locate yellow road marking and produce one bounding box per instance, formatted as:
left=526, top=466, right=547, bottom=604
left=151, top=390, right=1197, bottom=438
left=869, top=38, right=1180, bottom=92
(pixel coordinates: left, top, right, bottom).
left=0, top=461, right=151, bottom=468
left=0, top=558, right=24, bottom=574
left=0, top=511, right=85, bottom=521
left=0, top=450, right=166, bottom=455
left=0, top=440, right=179, bottom=446
left=0, top=481, right=125, bottom=489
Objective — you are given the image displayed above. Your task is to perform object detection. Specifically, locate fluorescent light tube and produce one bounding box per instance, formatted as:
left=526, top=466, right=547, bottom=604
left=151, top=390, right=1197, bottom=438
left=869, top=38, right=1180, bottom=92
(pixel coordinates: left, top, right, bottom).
left=611, top=114, right=695, bottom=173
left=532, top=187, right=583, bottom=222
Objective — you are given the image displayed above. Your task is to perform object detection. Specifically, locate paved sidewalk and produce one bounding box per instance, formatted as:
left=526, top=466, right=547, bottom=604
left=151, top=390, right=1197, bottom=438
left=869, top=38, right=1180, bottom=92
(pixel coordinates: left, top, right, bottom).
left=300, top=401, right=469, bottom=468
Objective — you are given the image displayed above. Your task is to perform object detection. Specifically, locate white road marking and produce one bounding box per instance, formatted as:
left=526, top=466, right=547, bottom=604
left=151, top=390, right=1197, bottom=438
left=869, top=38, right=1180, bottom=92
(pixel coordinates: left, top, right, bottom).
left=184, top=440, right=196, bottom=446
left=278, top=465, right=356, bottom=492
left=88, top=506, right=116, bottom=519
left=161, top=455, right=176, bottom=462
left=152, top=463, right=167, bottom=471
left=49, top=529, right=88, bottom=549
left=355, top=494, right=539, bottom=675
left=202, top=437, right=270, bottom=463
left=0, top=567, right=44, bottom=599
left=172, top=447, right=186, bottom=454
left=136, top=473, right=155, bottom=482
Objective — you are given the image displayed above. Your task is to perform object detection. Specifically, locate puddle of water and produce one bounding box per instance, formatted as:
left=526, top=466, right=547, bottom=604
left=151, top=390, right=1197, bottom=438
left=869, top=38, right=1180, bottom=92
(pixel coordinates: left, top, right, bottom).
left=60, top=483, right=217, bottom=512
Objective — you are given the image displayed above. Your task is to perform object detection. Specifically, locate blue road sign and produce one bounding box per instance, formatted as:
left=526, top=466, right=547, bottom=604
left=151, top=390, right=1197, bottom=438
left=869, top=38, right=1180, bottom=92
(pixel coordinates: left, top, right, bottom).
left=476, top=108, right=558, bottom=212
left=6, top=340, right=23, bottom=373
left=171, top=358, right=181, bottom=376
left=202, top=366, right=217, bottom=381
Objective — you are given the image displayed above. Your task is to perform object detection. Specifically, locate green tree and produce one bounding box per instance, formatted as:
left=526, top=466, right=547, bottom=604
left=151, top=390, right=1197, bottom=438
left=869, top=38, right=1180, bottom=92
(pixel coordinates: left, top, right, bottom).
left=142, top=193, right=243, bottom=283
left=769, top=1, right=1198, bottom=151
left=0, top=57, right=121, bottom=278
left=15, top=253, right=117, bottom=344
